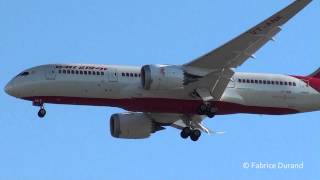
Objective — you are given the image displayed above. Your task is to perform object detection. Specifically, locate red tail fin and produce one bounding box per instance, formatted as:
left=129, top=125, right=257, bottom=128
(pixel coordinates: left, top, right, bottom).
left=308, top=68, right=320, bottom=78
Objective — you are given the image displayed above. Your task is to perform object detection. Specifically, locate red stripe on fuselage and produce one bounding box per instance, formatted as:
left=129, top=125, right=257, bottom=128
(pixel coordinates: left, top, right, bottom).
left=22, top=96, right=299, bottom=115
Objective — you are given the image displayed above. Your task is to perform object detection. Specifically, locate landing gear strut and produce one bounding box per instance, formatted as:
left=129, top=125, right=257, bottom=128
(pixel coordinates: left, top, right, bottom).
left=180, top=127, right=201, bottom=141
left=37, top=106, right=46, bottom=118
left=197, top=103, right=216, bottom=118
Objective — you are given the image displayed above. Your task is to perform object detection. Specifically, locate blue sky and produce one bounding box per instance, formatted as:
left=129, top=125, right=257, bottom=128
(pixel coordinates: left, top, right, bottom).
left=1, top=0, right=320, bottom=179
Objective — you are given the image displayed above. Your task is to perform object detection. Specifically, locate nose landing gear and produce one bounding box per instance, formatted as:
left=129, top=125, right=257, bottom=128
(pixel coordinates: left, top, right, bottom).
left=33, top=99, right=46, bottom=118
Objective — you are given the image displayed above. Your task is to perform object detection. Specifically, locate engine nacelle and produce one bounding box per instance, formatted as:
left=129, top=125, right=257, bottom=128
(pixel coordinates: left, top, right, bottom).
left=141, top=65, right=184, bottom=90
left=110, top=113, right=161, bottom=139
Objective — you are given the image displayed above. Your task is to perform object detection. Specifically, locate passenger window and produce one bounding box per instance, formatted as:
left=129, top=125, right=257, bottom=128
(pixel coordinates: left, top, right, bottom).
left=238, top=79, right=242, bottom=83
left=126, top=73, right=129, bottom=76
left=134, top=73, right=138, bottom=77
left=246, top=79, right=250, bottom=83
left=289, top=82, right=292, bottom=86
left=122, top=73, right=125, bottom=76
left=284, top=82, right=288, bottom=85
left=80, top=71, right=83, bottom=75
left=293, top=82, right=296, bottom=86
left=97, top=72, right=100, bottom=75
left=84, top=71, right=87, bottom=75
left=254, top=80, right=258, bottom=84
left=63, top=70, right=66, bottom=74
left=130, top=73, right=133, bottom=77
left=88, top=71, right=91, bottom=75
left=267, top=80, right=270, bottom=84
left=67, top=70, right=70, bottom=74
left=58, top=70, right=61, bottom=74
left=101, top=72, right=104, bottom=75
left=271, top=81, right=274, bottom=85
left=275, top=81, right=279, bottom=85
left=263, top=80, right=266, bottom=84
left=251, top=80, right=254, bottom=83
left=259, top=80, right=262, bottom=84
left=280, top=82, right=283, bottom=85
left=71, top=70, right=74, bottom=74
left=92, top=71, right=96, bottom=75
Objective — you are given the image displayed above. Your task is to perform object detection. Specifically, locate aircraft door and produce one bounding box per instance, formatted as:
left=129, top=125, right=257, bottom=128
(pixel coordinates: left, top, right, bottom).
left=45, top=66, right=56, bottom=80
left=227, top=78, right=235, bottom=88
left=108, top=68, right=118, bottom=82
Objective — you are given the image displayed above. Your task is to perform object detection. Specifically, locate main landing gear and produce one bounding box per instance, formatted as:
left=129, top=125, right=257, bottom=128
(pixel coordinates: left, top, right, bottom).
left=180, top=127, right=201, bottom=141
left=37, top=106, right=46, bottom=118
left=197, top=103, right=217, bottom=118
left=192, top=89, right=217, bottom=118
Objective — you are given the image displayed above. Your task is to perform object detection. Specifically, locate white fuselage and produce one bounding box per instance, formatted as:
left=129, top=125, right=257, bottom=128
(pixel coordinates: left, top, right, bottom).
left=5, top=64, right=320, bottom=115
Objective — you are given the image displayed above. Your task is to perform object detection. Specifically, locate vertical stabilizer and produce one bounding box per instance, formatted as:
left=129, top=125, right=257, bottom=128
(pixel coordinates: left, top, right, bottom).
left=308, top=68, right=320, bottom=78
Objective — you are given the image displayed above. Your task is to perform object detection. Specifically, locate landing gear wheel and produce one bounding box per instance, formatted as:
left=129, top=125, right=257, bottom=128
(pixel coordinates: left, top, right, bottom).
left=180, top=127, right=192, bottom=139
left=190, top=129, right=201, bottom=141
left=207, top=113, right=215, bottom=118
left=198, top=104, right=207, bottom=115
left=207, top=107, right=216, bottom=118
left=197, top=103, right=217, bottom=118
left=38, top=108, right=46, bottom=118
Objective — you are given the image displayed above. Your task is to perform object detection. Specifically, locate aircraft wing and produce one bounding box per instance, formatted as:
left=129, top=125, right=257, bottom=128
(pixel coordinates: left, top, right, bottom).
left=182, top=0, right=311, bottom=101
left=184, top=0, right=312, bottom=70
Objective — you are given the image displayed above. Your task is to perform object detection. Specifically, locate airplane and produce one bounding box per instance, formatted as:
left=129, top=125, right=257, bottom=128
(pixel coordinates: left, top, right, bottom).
left=5, top=0, right=318, bottom=141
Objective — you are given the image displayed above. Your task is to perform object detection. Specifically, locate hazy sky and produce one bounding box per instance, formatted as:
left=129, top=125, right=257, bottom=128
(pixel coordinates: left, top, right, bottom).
left=1, top=0, right=319, bottom=179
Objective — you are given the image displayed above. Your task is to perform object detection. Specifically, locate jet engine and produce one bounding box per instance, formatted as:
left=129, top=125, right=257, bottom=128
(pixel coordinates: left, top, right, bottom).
left=140, top=65, right=185, bottom=90
left=110, top=113, right=164, bottom=139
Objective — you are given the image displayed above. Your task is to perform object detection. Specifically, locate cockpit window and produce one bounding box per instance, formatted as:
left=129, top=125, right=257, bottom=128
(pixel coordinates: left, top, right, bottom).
left=17, top=71, right=30, bottom=77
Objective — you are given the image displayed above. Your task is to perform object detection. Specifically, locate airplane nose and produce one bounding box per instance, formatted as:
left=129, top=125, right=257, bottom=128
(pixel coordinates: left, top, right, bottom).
left=4, top=82, right=15, bottom=97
